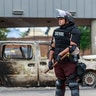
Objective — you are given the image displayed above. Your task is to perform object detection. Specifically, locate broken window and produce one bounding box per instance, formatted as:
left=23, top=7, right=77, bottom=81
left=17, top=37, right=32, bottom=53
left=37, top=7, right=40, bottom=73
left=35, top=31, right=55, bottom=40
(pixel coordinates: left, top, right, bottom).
left=2, top=44, right=33, bottom=59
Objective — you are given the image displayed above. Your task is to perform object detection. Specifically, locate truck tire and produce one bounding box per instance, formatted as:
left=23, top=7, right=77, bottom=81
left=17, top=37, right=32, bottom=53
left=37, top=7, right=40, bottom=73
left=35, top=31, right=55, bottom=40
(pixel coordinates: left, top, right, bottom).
left=82, top=71, right=96, bottom=88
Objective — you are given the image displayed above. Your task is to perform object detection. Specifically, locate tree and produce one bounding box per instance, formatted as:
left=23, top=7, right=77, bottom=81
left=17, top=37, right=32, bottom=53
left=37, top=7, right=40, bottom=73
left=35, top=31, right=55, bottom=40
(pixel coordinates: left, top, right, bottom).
left=0, top=28, right=9, bottom=40
left=78, top=26, right=91, bottom=55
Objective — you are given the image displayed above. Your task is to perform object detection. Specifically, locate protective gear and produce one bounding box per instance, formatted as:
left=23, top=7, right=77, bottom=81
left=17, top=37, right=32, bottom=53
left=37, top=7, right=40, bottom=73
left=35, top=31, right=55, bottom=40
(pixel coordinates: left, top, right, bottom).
left=71, top=47, right=80, bottom=55
left=56, top=79, right=63, bottom=89
left=69, top=82, right=79, bottom=96
left=53, top=22, right=75, bottom=60
left=56, top=9, right=73, bottom=22
left=66, top=73, right=79, bottom=96
left=69, top=46, right=80, bottom=63
left=71, top=28, right=81, bottom=46
left=76, top=62, right=86, bottom=80
left=69, top=45, right=77, bottom=53
left=50, top=47, right=55, bottom=51
left=48, top=61, right=53, bottom=70
left=56, top=55, right=62, bottom=62
left=55, top=79, right=65, bottom=96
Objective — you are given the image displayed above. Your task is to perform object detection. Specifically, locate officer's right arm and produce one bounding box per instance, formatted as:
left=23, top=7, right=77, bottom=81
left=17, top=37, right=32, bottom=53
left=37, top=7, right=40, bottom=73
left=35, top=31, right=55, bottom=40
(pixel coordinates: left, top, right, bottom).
left=49, top=42, right=55, bottom=61
left=48, top=48, right=54, bottom=70
left=48, top=37, right=55, bottom=70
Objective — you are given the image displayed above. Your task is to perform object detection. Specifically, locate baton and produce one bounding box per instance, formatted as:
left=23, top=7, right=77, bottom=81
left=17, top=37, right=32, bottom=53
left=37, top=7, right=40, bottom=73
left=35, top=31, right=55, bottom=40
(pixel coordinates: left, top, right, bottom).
left=44, top=53, right=69, bottom=74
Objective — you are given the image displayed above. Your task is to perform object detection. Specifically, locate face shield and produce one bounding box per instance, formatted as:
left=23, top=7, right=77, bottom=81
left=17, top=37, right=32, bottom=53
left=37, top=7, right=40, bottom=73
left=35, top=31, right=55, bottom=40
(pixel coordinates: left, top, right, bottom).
left=56, top=9, right=73, bottom=21
left=56, top=9, right=66, bottom=18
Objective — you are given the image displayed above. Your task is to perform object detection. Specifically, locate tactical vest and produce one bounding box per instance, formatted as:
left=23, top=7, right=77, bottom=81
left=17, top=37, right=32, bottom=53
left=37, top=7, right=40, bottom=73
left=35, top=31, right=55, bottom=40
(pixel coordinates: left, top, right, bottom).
left=53, top=25, right=75, bottom=60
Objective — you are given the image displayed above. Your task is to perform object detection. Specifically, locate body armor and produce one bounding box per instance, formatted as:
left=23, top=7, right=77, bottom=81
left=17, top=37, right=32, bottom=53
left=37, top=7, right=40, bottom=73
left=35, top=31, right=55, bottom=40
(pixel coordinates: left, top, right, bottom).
left=53, top=22, right=75, bottom=61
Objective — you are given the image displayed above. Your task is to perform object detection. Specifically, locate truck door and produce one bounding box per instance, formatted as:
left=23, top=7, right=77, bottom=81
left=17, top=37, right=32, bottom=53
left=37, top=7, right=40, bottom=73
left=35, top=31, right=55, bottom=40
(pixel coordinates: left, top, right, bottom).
left=38, top=43, right=56, bottom=86
left=0, top=43, right=38, bottom=87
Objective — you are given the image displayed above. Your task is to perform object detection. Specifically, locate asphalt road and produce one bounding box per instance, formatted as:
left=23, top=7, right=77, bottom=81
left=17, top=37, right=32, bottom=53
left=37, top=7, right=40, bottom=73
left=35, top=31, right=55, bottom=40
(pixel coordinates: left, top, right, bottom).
left=0, top=86, right=96, bottom=96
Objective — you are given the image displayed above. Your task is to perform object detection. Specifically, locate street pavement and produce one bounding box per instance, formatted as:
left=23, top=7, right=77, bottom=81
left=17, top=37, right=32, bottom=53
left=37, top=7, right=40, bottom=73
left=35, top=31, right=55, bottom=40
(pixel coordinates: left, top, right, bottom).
left=0, top=86, right=96, bottom=96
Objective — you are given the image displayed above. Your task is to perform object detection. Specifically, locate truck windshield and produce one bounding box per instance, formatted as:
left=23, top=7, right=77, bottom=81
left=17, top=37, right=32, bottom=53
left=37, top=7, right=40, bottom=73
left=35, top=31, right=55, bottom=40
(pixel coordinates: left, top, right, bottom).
left=2, top=44, right=33, bottom=59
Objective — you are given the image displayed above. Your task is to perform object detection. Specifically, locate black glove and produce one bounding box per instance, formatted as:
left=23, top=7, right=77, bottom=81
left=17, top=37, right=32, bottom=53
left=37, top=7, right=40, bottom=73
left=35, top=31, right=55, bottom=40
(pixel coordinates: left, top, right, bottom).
left=56, top=55, right=62, bottom=62
left=48, top=61, right=53, bottom=70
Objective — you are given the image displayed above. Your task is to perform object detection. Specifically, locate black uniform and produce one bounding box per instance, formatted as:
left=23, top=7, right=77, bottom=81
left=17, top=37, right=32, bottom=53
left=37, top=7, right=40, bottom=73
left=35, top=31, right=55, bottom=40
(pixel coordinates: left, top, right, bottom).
left=51, top=21, right=81, bottom=96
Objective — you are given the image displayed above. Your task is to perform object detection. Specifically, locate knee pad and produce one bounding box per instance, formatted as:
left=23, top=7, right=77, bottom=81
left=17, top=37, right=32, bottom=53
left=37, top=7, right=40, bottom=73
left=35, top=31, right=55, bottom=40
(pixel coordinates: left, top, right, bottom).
left=69, top=82, right=79, bottom=96
left=55, top=79, right=64, bottom=89
left=55, top=79, right=65, bottom=96
left=69, top=82, right=79, bottom=90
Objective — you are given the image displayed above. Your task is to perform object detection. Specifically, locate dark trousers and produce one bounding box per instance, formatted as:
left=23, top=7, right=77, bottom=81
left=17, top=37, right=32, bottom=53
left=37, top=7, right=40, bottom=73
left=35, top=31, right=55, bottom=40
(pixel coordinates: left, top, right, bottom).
left=54, top=62, right=79, bottom=96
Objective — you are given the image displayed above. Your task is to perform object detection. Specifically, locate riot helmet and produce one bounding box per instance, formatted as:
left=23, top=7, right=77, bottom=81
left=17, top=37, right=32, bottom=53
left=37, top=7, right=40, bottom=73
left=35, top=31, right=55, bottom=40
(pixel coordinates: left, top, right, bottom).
left=56, top=9, right=73, bottom=22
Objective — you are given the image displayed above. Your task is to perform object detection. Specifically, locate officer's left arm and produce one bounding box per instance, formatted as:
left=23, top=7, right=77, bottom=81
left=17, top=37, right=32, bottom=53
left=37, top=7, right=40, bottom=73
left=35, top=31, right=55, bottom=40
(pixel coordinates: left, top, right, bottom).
left=59, top=27, right=81, bottom=56
left=70, top=27, right=81, bottom=46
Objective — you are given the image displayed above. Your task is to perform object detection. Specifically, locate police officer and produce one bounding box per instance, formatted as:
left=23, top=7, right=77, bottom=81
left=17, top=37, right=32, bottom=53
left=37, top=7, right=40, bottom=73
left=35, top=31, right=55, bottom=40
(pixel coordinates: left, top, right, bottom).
left=48, top=9, right=81, bottom=96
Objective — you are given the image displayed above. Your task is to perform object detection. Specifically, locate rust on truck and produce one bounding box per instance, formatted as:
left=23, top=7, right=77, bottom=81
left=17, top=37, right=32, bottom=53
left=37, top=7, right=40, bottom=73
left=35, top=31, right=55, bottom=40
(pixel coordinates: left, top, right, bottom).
left=0, top=41, right=56, bottom=87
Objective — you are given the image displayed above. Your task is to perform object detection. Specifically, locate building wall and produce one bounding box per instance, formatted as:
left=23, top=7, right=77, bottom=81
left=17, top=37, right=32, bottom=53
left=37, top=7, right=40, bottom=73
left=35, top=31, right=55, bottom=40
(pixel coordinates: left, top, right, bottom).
left=0, top=0, right=96, bottom=18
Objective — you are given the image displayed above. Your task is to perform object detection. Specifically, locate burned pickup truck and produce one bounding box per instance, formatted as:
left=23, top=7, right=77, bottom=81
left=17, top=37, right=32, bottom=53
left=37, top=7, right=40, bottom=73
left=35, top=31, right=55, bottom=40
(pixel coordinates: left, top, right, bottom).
left=0, top=41, right=96, bottom=88
left=0, top=41, right=56, bottom=87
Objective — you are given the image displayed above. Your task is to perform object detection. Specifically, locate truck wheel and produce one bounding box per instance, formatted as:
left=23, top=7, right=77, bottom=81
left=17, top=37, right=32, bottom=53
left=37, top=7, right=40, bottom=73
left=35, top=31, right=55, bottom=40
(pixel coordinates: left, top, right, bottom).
left=82, top=71, right=96, bottom=88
